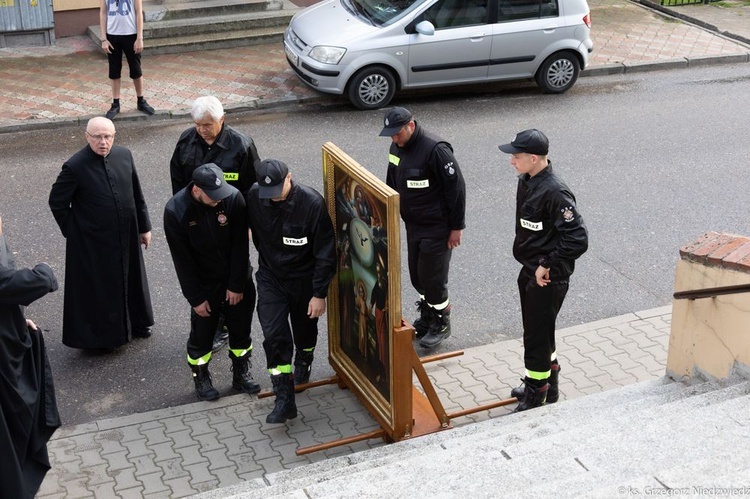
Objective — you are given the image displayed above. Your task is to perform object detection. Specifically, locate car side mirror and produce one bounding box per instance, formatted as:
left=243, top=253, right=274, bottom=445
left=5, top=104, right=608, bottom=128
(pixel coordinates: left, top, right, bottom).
left=415, top=20, right=435, bottom=36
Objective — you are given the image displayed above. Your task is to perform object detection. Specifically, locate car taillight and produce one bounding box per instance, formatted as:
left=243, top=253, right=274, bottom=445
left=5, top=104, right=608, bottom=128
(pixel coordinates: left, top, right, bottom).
left=583, top=12, right=591, bottom=28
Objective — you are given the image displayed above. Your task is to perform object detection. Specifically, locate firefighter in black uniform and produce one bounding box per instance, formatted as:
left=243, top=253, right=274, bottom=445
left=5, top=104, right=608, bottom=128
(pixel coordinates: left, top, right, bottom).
left=498, top=129, right=588, bottom=411
left=170, top=95, right=261, bottom=351
left=164, top=163, right=261, bottom=401
left=246, top=159, right=336, bottom=424
left=380, top=107, right=466, bottom=349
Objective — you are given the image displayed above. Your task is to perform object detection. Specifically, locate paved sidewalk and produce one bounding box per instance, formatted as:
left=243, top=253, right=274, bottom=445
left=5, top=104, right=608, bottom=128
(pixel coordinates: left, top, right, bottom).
left=38, top=305, right=672, bottom=498
left=0, top=0, right=749, bottom=132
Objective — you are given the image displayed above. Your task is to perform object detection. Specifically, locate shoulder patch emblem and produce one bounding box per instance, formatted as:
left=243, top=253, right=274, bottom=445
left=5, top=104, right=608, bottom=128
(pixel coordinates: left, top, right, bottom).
left=561, top=206, right=575, bottom=222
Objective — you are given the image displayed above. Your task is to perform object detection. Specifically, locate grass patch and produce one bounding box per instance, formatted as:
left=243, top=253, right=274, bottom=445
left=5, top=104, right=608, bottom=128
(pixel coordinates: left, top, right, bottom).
left=660, top=0, right=702, bottom=5
left=713, top=0, right=750, bottom=6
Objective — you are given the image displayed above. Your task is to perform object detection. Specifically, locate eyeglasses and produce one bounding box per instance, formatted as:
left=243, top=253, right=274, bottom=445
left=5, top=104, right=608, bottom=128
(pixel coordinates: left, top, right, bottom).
left=86, top=132, right=115, bottom=142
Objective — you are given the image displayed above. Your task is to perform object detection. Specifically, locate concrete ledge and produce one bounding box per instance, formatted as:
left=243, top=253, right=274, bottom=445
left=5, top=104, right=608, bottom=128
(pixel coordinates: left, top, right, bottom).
left=625, top=58, right=688, bottom=73
left=581, top=63, right=625, bottom=77
left=688, top=53, right=750, bottom=67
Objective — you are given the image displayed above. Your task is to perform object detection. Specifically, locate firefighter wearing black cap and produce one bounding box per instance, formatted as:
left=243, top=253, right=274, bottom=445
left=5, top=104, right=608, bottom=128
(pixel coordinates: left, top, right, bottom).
left=498, top=129, right=588, bottom=411
left=170, top=95, right=262, bottom=352
left=164, top=163, right=260, bottom=401
left=246, top=159, right=336, bottom=424
left=379, top=107, right=466, bottom=349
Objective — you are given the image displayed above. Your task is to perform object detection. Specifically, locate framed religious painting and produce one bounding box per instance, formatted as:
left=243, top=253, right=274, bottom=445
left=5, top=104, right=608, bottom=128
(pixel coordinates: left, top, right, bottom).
left=322, top=142, right=401, bottom=432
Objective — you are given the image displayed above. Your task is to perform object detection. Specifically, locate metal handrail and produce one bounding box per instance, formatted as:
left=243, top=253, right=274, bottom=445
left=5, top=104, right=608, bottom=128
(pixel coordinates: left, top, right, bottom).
left=673, top=283, right=750, bottom=300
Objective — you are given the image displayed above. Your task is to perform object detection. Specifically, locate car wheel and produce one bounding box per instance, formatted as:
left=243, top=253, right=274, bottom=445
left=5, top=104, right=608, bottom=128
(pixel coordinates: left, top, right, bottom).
left=535, top=52, right=580, bottom=94
left=347, top=66, right=396, bottom=110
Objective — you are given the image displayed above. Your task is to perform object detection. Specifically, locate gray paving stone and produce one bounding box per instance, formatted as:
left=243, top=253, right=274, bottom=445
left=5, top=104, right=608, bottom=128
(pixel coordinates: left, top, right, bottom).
left=184, top=460, right=216, bottom=485
left=123, top=438, right=154, bottom=460
left=164, top=476, right=200, bottom=497
left=117, top=486, right=146, bottom=498
left=256, top=454, right=284, bottom=474
left=175, top=444, right=209, bottom=467
left=136, top=471, right=170, bottom=495
left=87, top=481, right=117, bottom=497
left=61, top=477, right=93, bottom=498
left=169, top=428, right=198, bottom=449
left=94, top=429, right=128, bottom=455
left=212, top=465, right=242, bottom=486
left=111, top=467, right=142, bottom=491
left=117, top=424, right=150, bottom=444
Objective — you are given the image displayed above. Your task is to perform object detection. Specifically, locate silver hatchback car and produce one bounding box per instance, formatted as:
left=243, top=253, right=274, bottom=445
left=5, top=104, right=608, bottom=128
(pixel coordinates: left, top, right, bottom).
left=284, top=0, right=593, bottom=109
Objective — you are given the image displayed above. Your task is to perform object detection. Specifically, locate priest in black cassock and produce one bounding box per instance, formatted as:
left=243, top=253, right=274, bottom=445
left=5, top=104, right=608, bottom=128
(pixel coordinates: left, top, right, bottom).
left=49, top=117, right=154, bottom=350
left=0, top=215, right=61, bottom=498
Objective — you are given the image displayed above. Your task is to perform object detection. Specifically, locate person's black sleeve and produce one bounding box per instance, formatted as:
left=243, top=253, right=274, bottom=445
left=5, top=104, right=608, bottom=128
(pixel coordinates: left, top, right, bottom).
left=0, top=262, right=57, bottom=307
left=310, top=198, right=337, bottom=299
left=431, top=143, right=466, bottom=230
left=238, top=138, right=261, bottom=195
left=130, top=153, right=152, bottom=233
left=48, top=163, right=76, bottom=238
left=545, top=188, right=588, bottom=265
left=163, top=207, right=205, bottom=307
left=227, top=193, right=249, bottom=294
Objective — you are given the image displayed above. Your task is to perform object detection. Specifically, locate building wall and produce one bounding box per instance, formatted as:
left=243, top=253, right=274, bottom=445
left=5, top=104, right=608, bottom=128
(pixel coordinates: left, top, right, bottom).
left=53, top=0, right=99, bottom=37
left=667, top=232, right=750, bottom=380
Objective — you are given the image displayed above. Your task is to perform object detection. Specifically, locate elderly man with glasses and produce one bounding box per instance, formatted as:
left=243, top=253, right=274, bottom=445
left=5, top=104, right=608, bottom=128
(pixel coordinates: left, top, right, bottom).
left=49, top=116, right=154, bottom=351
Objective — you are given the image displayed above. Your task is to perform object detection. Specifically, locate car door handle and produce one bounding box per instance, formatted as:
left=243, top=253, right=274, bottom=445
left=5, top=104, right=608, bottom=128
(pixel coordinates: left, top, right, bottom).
left=470, top=33, right=486, bottom=41
left=543, top=26, right=558, bottom=33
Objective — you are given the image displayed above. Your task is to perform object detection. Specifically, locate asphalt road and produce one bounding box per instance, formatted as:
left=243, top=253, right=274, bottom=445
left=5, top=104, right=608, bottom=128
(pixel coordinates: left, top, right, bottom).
left=2, top=64, right=749, bottom=425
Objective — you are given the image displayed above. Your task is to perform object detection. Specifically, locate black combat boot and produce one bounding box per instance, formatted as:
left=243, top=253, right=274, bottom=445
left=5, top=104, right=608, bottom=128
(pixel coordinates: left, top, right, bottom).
left=294, top=349, right=315, bottom=388
left=212, top=323, right=229, bottom=352
left=190, top=364, right=220, bottom=401
left=511, top=363, right=561, bottom=403
left=266, top=374, right=298, bottom=424
left=413, top=299, right=434, bottom=339
left=547, top=362, right=561, bottom=403
left=510, top=379, right=525, bottom=400
left=513, top=377, right=549, bottom=412
left=419, top=305, right=451, bottom=348
left=230, top=351, right=261, bottom=394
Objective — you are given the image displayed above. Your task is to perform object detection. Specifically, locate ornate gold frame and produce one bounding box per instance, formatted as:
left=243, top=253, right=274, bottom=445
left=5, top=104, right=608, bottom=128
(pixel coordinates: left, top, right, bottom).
left=322, top=142, right=401, bottom=432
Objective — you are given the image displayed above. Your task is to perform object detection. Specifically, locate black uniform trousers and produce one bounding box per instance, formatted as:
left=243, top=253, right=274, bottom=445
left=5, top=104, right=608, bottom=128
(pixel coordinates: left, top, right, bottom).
left=407, top=231, right=452, bottom=306
left=187, top=274, right=256, bottom=361
left=256, top=266, right=318, bottom=370
left=517, top=269, right=569, bottom=377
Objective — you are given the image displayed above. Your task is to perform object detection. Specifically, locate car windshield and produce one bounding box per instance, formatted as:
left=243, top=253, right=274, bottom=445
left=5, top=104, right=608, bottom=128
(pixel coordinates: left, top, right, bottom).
left=347, top=0, right=425, bottom=26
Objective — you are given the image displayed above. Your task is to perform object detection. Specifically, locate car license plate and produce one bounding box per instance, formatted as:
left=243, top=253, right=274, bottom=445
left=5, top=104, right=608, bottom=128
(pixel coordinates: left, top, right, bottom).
left=284, top=42, right=298, bottom=67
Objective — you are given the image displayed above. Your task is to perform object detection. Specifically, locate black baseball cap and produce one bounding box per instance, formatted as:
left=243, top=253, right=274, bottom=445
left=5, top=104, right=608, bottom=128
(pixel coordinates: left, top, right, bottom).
left=256, top=159, right=289, bottom=199
left=192, top=163, right=237, bottom=201
left=498, top=129, right=549, bottom=155
left=379, top=107, right=413, bottom=136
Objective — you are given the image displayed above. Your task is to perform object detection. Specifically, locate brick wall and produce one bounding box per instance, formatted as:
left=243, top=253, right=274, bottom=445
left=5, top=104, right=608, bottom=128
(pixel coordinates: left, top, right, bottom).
left=679, top=231, right=750, bottom=273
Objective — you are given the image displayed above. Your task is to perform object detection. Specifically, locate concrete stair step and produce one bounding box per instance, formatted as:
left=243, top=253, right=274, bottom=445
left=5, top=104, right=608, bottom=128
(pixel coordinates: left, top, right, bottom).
left=89, top=0, right=297, bottom=55
left=143, top=9, right=295, bottom=37
left=195, top=376, right=750, bottom=498
left=87, top=25, right=287, bottom=55
left=470, top=380, right=750, bottom=456
left=523, top=391, right=750, bottom=497
left=144, top=0, right=284, bottom=21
